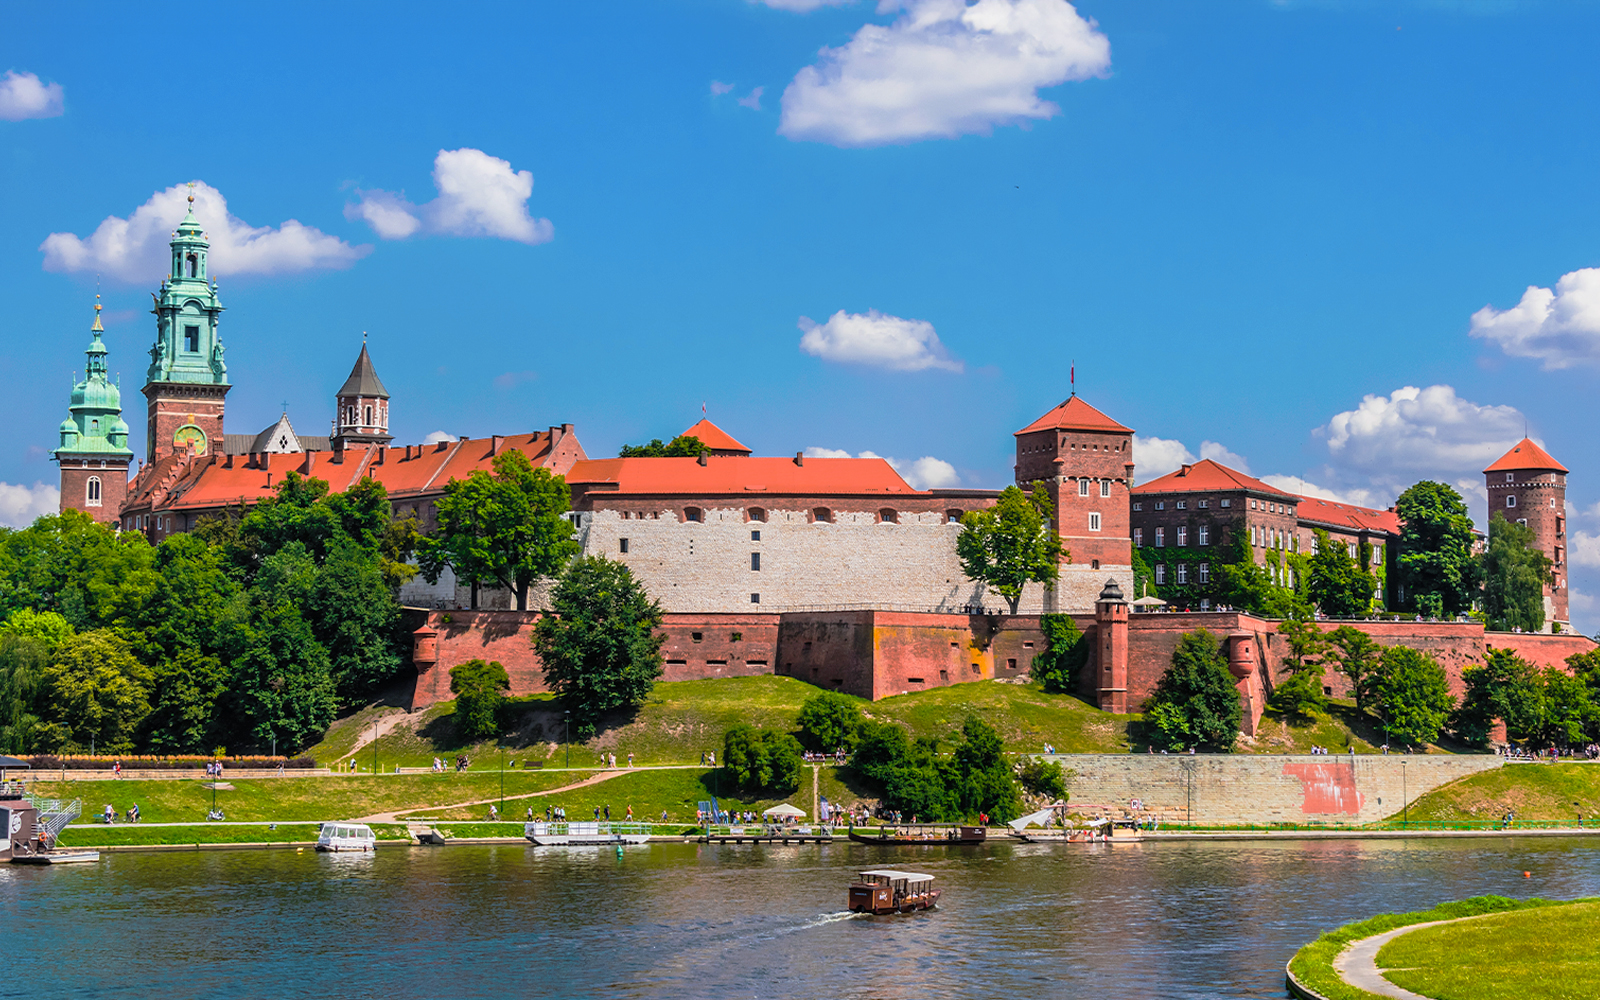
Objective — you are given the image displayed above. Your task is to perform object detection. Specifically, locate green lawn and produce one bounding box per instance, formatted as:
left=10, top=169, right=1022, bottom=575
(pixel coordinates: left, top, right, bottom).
left=1288, top=896, right=1586, bottom=1000
left=56, top=822, right=409, bottom=848
left=1403, top=763, right=1600, bottom=824
left=1379, top=900, right=1600, bottom=1000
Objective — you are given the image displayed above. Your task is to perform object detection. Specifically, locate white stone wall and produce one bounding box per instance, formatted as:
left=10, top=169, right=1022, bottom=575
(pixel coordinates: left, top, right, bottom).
left=396, top=561, right=552, bottom=611
left=576, top=506, right=1132, bottom=615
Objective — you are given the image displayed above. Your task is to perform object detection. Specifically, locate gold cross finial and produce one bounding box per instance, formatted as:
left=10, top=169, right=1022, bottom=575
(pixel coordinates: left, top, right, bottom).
left=187, top=181, right=195, bottom=206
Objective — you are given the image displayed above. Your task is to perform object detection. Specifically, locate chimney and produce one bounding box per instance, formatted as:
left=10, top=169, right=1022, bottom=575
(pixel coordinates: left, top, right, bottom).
left=491, top=435, right=505, bottom=456
left=795, top=452, right=804, bottom=467
left=303, top=452, right=316, bottom=475
left=698, top=450, right=708, bottom=467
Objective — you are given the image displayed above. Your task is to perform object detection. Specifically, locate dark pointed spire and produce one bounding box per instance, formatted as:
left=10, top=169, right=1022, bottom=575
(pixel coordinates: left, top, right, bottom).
left=337, top=342, right=389, bottom=399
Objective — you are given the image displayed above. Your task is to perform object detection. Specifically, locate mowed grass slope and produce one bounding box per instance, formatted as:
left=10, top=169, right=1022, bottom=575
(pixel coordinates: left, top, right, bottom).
left=1404, top=763, right=1600, bottom=823
left=1379, top=900, right=1600, bottom=1000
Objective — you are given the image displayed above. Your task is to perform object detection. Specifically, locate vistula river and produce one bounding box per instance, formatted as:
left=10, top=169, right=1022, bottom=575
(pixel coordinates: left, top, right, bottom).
left=2, top=837, right=1597, bottom=999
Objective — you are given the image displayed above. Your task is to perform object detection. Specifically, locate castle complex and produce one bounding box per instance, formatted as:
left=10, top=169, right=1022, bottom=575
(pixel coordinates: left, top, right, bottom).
left=51, top=204, right=1589, bottom=724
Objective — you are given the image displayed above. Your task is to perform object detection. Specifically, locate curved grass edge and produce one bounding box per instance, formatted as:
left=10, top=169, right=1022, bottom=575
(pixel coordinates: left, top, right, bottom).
left=1285, top=895, right=1592, bottom=1000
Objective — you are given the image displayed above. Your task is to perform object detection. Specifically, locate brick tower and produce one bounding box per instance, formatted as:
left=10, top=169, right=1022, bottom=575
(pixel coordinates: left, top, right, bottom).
left=143, top=186, right=229, bottom=463
left=54, top=298, right=134, bottom=524
left=1484, top=438, right=1569, bottom=630
left=331, top=339, right=393, bottom=450
left=1014, top=394, right=1136, bottom=610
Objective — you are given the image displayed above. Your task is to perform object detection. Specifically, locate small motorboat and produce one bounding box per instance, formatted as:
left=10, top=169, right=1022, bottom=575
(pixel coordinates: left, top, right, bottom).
left=523, top=821, right=651, bottom=846
left=10, top=849, right=100, bottom=865
left=847, top=825, right=986, bottom=846
left=848, top=870, right=941, bottom=914
left=316, top=822, right=377, bottom=852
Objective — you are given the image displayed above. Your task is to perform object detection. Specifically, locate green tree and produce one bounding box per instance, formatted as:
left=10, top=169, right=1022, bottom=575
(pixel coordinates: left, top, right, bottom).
left=1131, top=548, right=1157, bottom=601
left=1214, top=533, right=1308, bottom=619
left=796, top=691, right=865, bottom=751
left=1372, top=645, right=1454, bottom=747
left=1325, top=625, right=1383, bottom=712
left=1481, top=513, right=1552, bottom=633
left=1307, top=529, right=1377, bottom=618
left=0, top=611, right=71, bottom=755
left=419, top=449, right=579, bottom=610
left=1268, top=617, right=1328, bottom=718
left=618, top=434, right=705, bottom=458
left=0, top=510, right=157, bottom=631
left=722, top=724, right=804, bottom=794
left=1146, top=629, right=1242, bottom=751
left=1033, top=614, right=1089, bottom=694
left=1531, top=668, right=1595, bottom=748
left=38, top=629, right=153, bottom=753
left=308, top=538, right=403, bottom=705
left=533, top=556, right=665, bottom=738
left=850, top=720, right=956, bottom=821
left=1017, top=756, right=1066, bottom=799
left=450, top=660, right=510, bottom=742
left=1454, top=648, right=1542, bottom=746
left=956, top=484, right=1064, bottom=615
left=1393, top=481, right=1478, bottom=616
left=949, top=716, right=1021, bottom=822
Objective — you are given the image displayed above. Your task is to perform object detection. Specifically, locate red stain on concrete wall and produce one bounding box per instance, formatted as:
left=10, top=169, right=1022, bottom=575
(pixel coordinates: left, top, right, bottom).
left=1282, top=760, right=1364, bottom=815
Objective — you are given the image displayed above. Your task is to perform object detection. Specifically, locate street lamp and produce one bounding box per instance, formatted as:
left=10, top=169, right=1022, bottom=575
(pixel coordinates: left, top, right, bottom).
left=500, top=744, right=505, bottom=818
left=372, top=717, right=378, bottom=775
left=1401, top=758, right=1408, bottom=828
left=565, top=711, right=571, bottom=768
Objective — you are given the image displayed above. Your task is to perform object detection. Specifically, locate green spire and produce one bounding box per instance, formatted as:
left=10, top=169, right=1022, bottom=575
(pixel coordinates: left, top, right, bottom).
left=147, top=181, right=227, bottom=387
left=55, top=297, right=134, bottom=460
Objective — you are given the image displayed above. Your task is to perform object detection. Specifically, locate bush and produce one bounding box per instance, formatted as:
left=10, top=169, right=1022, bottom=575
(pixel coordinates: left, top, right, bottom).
left=723, top=724, right=804, bottom=794
left=1145, top=629, right=1241, bottom=751
left=450, top=660, right=510, bottom=741
left=1033, top=615, right=1088, bottom=694
left=796, top=691, right=864, bottom=751
left=1017, top=756, right=1066, bottom=799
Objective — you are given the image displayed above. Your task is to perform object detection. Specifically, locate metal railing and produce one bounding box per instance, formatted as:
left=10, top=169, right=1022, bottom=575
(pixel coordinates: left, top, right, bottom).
left=28, top=795, right=81, bottom=845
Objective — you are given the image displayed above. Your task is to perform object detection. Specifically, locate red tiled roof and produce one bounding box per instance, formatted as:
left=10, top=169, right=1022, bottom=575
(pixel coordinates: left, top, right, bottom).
left=681, top=418, right=751, bottom=455
left=1484, top=438, right=1567, bottom=474
left=1293, top=495, right=1401, bottom=536
left=1132, top=459, right=1297, bottom=499
left=1015, top=395, right=1133, bottom=435
left=566, top=455, right=915, bottom=496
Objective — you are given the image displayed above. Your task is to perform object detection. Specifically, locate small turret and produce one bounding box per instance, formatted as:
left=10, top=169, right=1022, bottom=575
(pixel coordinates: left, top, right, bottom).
left=54, top=298, right=134, bottom=525
left=331, top=336, right=393, bottom=450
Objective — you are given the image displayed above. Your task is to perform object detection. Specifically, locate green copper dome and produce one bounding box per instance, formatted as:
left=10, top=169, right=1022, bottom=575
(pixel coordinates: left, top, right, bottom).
left=54, top=302, right=135, bottom=462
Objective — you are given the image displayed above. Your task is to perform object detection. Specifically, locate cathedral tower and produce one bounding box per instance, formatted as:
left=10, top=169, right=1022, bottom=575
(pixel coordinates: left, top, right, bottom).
left=330, top=340, right=393, bottom=450
left=55, top=298, right=134, bottom=524
left=1485, top=438, right=1569, bottom=630
left=144, top=186, right=229, bottom=463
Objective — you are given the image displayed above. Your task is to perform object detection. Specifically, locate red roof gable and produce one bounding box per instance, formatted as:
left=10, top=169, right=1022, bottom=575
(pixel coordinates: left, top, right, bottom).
left=1293, top=494, right=1401, bottom=536
left=567, top=455, right=915, bottom=496
left=681, top=418, right=751, bottom=455
left=1132, top=458, right=1297, bottom=499
left=1015, top=395, right=1133, bottom=436
left=1484, top=438, right=1567, bottom=474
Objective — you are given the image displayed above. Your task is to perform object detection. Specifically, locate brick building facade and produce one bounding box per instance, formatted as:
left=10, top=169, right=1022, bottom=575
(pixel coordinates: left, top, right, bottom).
left=1484, top=438, right=1569, bottom=628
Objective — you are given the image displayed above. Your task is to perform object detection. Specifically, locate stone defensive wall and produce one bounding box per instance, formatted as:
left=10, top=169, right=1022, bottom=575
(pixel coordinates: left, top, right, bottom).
left=1052, top=753, right=1505, bottom=826
left=401, top=607, right=1596, bottom=712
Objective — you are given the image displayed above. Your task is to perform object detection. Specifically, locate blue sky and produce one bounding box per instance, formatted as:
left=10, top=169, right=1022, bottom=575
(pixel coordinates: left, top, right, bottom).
left=4, top=1, right=1600, bottom=624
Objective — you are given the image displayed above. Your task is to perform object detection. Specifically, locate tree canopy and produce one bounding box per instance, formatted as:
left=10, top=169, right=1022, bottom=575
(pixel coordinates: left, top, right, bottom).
left=1146, top=629, right=1241, bottom=751
left=1481, top=513, right=1552, bottom=633
left=1394, top=481, right=1478, bottom=617
left=618, top=434, right=705, bottom=458
left=1307, top=530, right=1377, bottom=618
left=450, top=660, right=510, bottom=742
left=723, top=724, right=804, bottom=794
left=1032, top=614, right=1089, bottom=694
left=850, top=716, right=1021, bottom=822
left=956, top=484, right=1064, bottom=614
left=1267, top=617, right=1328, bottom=719
left=796, top=690, right=865, bottom=751
left=1371, top=645, right=1454, bottom=747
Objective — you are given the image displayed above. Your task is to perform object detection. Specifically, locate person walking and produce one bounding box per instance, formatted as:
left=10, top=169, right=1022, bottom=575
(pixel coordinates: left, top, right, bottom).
left=627, top=752, right=634, bottom=768
left=604, top=804, right=611, bottom=821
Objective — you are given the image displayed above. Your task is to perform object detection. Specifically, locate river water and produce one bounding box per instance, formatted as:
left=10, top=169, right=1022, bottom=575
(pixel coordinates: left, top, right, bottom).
left=2, top=837, right=1597, bottom=999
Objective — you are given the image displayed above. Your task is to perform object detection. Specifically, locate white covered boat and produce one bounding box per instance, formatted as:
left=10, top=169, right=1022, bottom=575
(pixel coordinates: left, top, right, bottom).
left=523, top=821, right=651, bottom=846
left=316, top=822, right=377, bottom=852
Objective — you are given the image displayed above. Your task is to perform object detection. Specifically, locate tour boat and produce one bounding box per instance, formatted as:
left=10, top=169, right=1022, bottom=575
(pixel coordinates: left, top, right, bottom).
left=523, top=821, right=651, bottom=846
left=315, top=822, right=377, bottom=852
left=847, top=825, right=986, bottom=846
left=848, top=870, right=941, bottom=914
left=9, top=850, right=100, bottom=865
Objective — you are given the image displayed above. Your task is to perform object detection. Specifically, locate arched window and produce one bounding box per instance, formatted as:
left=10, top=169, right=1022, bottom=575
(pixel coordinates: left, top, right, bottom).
left=86, top=476, right=102, bottom=506
left=747, top=507, right=767, bottom=523
left=812, top=507, right=833, bottom=524
left=878, top=508, right=898, bottom=524
left=187, top=254, right=198, bottom=278
left=364, top=405, right=373, bottom=426
left=946, top=509, right=964, bottom=524
left=683, top=507, right=702, bottom=523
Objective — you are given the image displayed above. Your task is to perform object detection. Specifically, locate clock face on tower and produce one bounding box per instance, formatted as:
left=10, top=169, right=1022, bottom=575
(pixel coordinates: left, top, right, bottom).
left=173, top=423, right=208, bottom=456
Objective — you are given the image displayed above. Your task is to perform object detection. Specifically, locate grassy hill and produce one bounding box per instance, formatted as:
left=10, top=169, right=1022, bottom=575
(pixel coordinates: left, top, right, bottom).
left=1403, top=763, right=1600, bottom=824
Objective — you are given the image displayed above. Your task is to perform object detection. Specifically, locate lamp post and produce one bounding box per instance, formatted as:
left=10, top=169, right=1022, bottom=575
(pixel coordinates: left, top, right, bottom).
left=564, top=711, right=571, bottom=769
left=1401, top=758, right=1408, bottom=828
left=372, top=718, right=378, bottom=775
left=500, top=744, right=505, bottom=818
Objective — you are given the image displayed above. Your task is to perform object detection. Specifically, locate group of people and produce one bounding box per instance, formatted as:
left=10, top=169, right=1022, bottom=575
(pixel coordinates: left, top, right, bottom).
left=428, top=755, right=470, bottom=772
left=204, top=760, right=225, bottom=777
left=101, top=803, right=139, bottom=823
left=1306, top=745, right=1346, bottom=755
left=599, top=753, right=633, bottom=769
left=801, top=749, right=848, bottom=763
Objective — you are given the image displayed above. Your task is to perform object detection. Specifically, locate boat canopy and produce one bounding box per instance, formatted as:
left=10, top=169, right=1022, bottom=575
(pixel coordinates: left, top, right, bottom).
left=857, top=870, right=934, bottom=883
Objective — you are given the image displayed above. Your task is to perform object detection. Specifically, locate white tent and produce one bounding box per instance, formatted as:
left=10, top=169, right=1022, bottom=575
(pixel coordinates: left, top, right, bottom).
left=1007, top=808, right=1056, bottom=832
left=763, top=803, right=807, bottom=818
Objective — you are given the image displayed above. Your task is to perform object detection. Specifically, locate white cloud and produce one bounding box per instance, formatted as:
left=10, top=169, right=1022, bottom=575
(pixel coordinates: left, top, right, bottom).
left=1470, top=267, right=1600, bottom=370
left=798, top=309, right=963, bottom=372
left=346, top=148, right=554, bottom=245
left=422, top=431, right=459, bottom=445
left=710, top=80, right=736, bottom=96
left=756, top=0, right=855, bottom=10
left=1569, top=587, right=1596, bottom=614
left=779, top=0, right=1110, bottom=147
left=0, top=70, right=64, bottom=121
left=1130, top=435, right=1195, bottom=480
left=738, top=86, right=766, bottom=110
left=41, top=181, right=368, bottom=282
left=1259, top=475, right=1383, bottom=509
left=0, top=482, right=60, bottom=528
left=1571, top=531, right=1600, bottom=569
left=804, top=446, right=961, bottom=489
left=1199, top=441, right=1250, bottom=474
left=1321, top=385, right=1526, bottom=480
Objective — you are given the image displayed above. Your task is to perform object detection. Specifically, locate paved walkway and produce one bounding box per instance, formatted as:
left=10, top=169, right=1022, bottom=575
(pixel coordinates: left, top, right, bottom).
left=353, top=768, right=640, bottom=824
left=1331, top=911, right=1504, bottom=1000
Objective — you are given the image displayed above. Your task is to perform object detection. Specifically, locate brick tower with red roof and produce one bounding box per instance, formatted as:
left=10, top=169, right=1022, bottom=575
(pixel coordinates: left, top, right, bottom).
left=1014, top=393, right=1135, bottom=589
left=1485, top=438, right=1569, bottom=629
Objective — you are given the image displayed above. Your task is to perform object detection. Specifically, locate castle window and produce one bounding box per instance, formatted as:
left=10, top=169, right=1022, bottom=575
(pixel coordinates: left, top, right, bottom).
left=1177, top=526, right=1187, bottom=546
left=1219, top=498, right=1230, bottom=508
left=751, top=553, right=761, bottom=571
left=1198, top=562, right=1210, bottom=584
left=1200, top=598, right=1211, bottom=610
left=1091, top=559, right=1099, bottom=569
left=1198, top=500, right=1208, bottom=509
left=1133, top=528, right=1143, bottom=546
left=619, top=538, right=629, bottom=554
left=1176, top=501, right=1186, bottom=510
left=1198, top=525, right=1209, bottom=546
left=748, top=507, right=767, bottom=523
left=1506, top=495, right=1516, bottom=508
left=1176, top=564, right=1188, bottom=584
left=184, top=325, right=199, bottom=352
left=1251, top=527, right=1258, bottom=546
left=186, top=254, right=198, bottom=278
left=1089, top=512, right=1101, bottom=531
left=1507, top=473, right=1515, bottom=482
left=751, top=530, right=760, bottom=542
left=751, top=593, right=760, bottom=604
left=1155, top=501, right=1164, bottom=511
left=1348, top=543, right=1357, bottom=558
left=364, top=406, right=373, bottom=425
left=1132, top=502, right=1142, bottom=511
left=812, top=508, right=833, bottom=524
left=1100, top=480, right=1110, bottom=497
left=684, top=507, right=702, bottom=522
left=879, top=508, right=898, bottom=524
left=1155, top=527, right=1164, bottom=547
left=946, top=509, right=963, bottom=523
left=1155, top=564, right=1166, bottom=585
left=86, top=476, right=102, bottom=506
left=1078, top=479, right=1090, bottom=497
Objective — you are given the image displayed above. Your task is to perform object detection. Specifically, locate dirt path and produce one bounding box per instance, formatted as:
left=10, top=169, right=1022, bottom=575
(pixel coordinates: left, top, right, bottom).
left=337, top=710, right=414, bottom=766
left=351, top=766, right=699, bottom=824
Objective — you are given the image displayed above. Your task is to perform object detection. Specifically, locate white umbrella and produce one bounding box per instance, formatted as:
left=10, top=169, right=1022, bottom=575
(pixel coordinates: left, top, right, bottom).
left=763, top=803, right=807, bottom=818
left=1130, top=596, right=1167, bottom=607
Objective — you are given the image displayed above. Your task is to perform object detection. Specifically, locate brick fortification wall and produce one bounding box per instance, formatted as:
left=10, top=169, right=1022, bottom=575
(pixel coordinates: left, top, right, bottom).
left=1054, top=753, right=1504, bottom=825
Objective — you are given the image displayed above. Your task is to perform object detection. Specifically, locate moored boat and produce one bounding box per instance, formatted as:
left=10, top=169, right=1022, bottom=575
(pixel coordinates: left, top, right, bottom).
left=847, top=825, right=986, bottom=846
left=523, top=821, right=651, bottom=846
left=316, top=822, right=377, bottom=852
left=848, top=870, right=940, bottom=914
